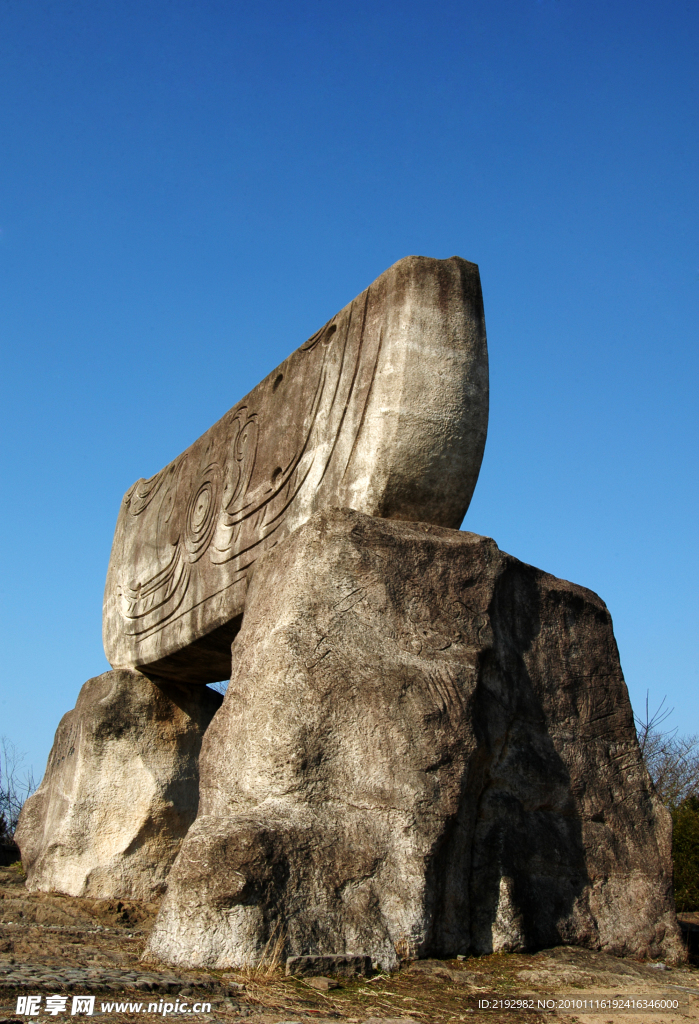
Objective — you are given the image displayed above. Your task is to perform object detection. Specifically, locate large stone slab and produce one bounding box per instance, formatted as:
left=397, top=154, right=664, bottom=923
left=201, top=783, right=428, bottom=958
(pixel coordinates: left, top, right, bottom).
left=15, top=670, right=222, bottom=899
left=145, top=508, right=682, bottom=969
left=103, top=256, right=488, bottom=683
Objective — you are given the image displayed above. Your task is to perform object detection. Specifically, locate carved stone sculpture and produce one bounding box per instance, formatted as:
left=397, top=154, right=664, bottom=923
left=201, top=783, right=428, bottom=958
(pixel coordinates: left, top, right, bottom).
left=22, top=256, right=679, bottom=968
left=145, top=509, right=683, bottom=969
left=15, top=670, right=222, bottom=899
left=103, top=256, right=489, bottom=683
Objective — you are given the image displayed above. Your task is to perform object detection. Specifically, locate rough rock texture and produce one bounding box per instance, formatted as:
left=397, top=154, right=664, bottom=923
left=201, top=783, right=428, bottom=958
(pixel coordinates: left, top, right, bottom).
left=146, top=508, right=682, bottom=969
left=104, top=255, right=488, bottom=683
left=15, top=670, right=222, bottom=899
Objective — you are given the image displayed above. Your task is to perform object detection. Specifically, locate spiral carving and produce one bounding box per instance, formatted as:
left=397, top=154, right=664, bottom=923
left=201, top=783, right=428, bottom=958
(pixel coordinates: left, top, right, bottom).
left=184, top=463, right=221, bottom=561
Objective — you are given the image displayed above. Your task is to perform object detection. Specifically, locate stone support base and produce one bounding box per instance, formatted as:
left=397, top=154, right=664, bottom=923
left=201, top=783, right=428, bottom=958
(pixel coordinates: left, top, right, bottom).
left=15, top=670, right=222, bottom=899
left=145, top=509, right=682, bottom=968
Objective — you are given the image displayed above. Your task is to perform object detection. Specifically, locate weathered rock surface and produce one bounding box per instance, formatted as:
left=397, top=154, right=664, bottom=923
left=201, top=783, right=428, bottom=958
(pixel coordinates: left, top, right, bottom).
left=104, top=255, right=488, bottom=683
left=146, top=508, right=682, bottom=969
left=15, top=670, right=221, bottom=899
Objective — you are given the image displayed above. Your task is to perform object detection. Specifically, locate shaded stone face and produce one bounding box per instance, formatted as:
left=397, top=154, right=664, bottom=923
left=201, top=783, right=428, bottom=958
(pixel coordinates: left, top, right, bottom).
left=103, top=255, right=489, bottom=682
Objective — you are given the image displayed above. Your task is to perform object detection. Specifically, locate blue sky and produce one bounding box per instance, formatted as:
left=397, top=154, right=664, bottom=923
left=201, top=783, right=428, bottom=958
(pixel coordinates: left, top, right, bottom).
left=1, top=0, right=697, bottom=779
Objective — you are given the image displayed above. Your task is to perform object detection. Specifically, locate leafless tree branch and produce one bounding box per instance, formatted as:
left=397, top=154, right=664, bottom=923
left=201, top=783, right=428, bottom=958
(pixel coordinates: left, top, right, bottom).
left=635, top=693, right=699, bottom=808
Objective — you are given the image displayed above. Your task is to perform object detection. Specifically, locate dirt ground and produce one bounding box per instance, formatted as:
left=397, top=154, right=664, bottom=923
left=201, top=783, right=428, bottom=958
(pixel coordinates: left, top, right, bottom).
left=2, top=864, right=699, bottom=1024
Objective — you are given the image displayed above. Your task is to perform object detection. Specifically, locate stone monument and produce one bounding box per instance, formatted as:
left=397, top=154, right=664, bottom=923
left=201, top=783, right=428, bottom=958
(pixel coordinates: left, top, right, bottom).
left=16, top=255, right=683, bottom=966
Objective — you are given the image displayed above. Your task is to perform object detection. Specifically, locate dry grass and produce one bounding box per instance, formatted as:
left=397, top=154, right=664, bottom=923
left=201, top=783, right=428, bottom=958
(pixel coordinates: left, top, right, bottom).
left=237, top=920, right=286, bottom=982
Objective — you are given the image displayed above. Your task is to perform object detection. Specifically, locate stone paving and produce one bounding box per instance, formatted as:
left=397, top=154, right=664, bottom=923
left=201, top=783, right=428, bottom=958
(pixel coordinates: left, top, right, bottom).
left=0, top=959, right=239, bottom=994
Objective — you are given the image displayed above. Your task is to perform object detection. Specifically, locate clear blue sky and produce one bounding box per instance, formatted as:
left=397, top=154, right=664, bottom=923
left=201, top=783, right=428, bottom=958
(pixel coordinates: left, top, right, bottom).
left=1, top=0, right=697, bottom=780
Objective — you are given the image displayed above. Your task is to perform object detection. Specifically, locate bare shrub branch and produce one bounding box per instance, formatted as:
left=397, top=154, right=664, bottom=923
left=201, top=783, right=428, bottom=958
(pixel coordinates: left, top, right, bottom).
left=0, top=737, right=37, bottom=838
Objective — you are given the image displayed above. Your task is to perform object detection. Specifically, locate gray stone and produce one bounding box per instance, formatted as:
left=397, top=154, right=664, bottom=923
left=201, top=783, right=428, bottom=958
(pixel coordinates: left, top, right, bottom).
left=305, top=976, right=338, bottom=991
left=15, top=670, right=221, bottom=899
left=103, top=256, right=488, bottom=683
left=145, top=508, right=683, bottom=970
left=362, top=1019, right=418, bottom=1024
left=286, top=955, right=372, bottom=978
